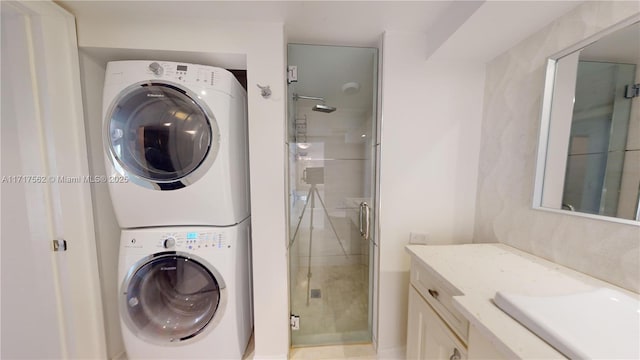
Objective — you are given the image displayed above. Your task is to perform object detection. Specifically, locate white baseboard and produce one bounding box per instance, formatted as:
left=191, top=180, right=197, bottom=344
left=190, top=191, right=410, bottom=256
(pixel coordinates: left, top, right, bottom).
left=111, top=350, right=127, bottom=360
left=250, top=354, right=288, bottom=360
left=376, top=346, right=405, bottom=360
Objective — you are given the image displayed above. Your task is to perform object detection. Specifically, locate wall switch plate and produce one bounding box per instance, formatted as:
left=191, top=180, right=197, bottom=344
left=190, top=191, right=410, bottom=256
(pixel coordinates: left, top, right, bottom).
left=409, top=232, right=428, bottom=245
left=290, top=314, right=300, bottom=330
left=287, top=66, right=298, bottom=83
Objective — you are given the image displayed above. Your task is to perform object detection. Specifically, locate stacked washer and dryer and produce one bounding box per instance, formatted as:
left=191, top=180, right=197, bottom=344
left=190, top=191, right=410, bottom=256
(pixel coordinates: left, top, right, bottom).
left=102, top=61, right=252, bottom=359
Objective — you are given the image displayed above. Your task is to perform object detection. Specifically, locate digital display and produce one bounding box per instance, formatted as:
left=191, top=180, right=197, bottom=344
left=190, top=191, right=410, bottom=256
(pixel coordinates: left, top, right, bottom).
left=187, top=232, right=197, bottom=239
left=177, top=65, right=188, bottom=71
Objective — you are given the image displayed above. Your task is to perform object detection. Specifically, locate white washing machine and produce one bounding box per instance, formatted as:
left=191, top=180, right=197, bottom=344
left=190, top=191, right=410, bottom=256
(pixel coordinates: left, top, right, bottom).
left=118, top=220, right=253, bottom=359
left=102, top=60, right=249, bottom=228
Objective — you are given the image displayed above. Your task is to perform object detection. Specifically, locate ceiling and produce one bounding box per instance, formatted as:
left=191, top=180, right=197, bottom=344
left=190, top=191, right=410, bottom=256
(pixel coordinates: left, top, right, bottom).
left=58, top=1, right=582, bottom=54
left=58, top=1, right=583, bottom=114
left=430, top=1, right=583, bottom=62
left=58, top=1, right=453, bottom=47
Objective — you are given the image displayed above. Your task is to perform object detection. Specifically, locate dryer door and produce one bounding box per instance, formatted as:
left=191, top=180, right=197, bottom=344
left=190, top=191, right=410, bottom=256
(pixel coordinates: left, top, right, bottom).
left=106, top=82, right=220, bottom=190
left=121, top=253, right=226, bottom=344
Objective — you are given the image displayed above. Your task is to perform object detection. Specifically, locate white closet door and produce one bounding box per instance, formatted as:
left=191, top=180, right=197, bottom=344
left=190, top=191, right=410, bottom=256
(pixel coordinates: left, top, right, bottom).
left=0, top=1, right=106, bottom=358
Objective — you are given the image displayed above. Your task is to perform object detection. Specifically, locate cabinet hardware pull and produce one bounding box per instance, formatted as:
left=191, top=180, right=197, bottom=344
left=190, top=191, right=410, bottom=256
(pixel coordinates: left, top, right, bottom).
left=428, top=289, right=439, bottom=299
left=449, top=348, right=461, bottom=360
left=52, top=239, right=67, bottom=252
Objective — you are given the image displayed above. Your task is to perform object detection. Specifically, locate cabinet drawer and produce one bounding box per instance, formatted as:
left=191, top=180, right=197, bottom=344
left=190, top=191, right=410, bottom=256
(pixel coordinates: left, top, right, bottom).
left=407, top=286, right=468, bottom=360
left=411, top=261, right=469, bottom=343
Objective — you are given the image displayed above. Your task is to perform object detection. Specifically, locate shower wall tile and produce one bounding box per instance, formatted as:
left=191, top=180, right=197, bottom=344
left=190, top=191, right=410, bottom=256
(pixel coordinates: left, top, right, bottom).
left=324, top=160, right=366, bottom=209
left=303, top=134, right=368, bottom=211
left=475, top=1, right=640, bottom=293
left=292, top=215, right=367, bottom=267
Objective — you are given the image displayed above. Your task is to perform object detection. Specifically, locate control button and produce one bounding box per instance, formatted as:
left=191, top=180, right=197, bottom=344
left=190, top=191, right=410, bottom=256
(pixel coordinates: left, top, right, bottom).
left=149, top=62, right=163, bottom=76
left=163, top=237, right=176, bottom=249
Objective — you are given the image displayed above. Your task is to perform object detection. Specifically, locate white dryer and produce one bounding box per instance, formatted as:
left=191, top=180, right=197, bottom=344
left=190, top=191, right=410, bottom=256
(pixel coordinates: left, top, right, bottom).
left=103, top=60, right=249, bottom=228
left=118, top=221, right=253, bottom=359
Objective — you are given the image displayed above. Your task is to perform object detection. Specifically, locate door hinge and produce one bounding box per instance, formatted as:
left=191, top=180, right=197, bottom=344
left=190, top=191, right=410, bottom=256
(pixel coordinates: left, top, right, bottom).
left=624, top=84, right=640, bottom=99
left=287, top=66, right=298, bottom=84
left=52, top=239, right=67, bottom=252
left=290, top=314, right=300, bottom=330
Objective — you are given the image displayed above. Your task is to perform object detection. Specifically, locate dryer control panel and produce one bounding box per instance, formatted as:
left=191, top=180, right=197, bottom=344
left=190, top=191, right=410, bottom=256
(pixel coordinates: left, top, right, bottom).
left=158, top=230, right=231, bottom=251
left=146, top=61, right=233, bottom=91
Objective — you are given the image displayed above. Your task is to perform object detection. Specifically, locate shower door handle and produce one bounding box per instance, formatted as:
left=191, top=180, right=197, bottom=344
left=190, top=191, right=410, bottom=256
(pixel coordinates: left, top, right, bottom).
left=359, top=202, right=370, bottom=241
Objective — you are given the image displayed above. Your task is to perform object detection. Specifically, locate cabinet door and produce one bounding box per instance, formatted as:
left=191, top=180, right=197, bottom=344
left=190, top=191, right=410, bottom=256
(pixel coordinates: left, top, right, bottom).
left=407, top=286, right=467, bottom=360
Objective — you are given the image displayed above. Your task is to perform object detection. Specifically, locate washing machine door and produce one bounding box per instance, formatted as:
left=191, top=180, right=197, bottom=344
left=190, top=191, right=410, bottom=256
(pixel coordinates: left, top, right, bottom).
left=106, top=81, right=220, bottom=190
left=121, top=252, right=227, bottom=344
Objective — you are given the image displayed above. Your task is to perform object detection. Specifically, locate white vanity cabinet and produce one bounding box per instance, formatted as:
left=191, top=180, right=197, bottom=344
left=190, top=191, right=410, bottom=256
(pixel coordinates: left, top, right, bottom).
left=407, top=253, right=469, bottom=360
left=406, top=244, right=639, bottom=360
left=406, top=245, right=531, bottom=359
left=407, top=286, right=467, bottom=360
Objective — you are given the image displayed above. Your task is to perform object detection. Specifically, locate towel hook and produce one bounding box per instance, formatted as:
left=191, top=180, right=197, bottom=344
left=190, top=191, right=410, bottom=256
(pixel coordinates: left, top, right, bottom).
left=256, top=84, right=271, bottom=99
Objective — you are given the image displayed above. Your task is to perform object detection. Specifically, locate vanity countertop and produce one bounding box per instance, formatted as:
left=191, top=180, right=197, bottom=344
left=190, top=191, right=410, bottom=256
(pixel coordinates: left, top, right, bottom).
left=405, top=243, right=640, bottom=359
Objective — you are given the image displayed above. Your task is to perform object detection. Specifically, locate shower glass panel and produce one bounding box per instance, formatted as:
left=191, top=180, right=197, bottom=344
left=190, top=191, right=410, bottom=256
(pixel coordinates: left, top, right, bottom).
left=287, top=44, right=378, bottom=347
left=562, top=61, right=636, bottom=217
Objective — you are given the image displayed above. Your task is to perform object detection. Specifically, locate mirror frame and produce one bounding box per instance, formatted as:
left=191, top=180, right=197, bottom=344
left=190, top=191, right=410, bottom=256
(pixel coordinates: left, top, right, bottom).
left=533, top=13, right=640, bottom=226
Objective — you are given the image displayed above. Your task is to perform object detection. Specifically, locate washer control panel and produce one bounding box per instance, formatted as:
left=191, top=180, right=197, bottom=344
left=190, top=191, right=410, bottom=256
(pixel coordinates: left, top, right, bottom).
left=157, top=230, right=230, bottom=251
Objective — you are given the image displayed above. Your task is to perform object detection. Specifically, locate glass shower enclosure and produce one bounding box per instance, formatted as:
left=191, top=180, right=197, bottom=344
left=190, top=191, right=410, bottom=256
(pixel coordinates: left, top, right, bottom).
left=286, top=44, right=379, bottom=347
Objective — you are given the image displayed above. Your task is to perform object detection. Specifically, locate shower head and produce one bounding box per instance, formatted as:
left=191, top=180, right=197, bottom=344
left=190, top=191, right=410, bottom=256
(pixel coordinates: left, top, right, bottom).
left=293, top=94, right=324, bottom=102
left=312, top=104, right=337, bottom=113
left=293, top=93, right=337, bottom=113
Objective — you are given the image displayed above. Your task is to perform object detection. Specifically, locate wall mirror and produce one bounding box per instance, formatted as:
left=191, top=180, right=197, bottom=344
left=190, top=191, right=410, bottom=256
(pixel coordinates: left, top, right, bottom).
left=534, top=14, right=640, bottom=225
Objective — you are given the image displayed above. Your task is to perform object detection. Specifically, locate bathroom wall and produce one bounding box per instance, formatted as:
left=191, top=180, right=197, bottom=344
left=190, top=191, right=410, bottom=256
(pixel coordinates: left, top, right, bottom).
left=71, top=15, right=289, bottom=359
left=77, top=51, right=123, bottom=358
left=474, top=1, right=640, bottom=293
left=378, top=31, right=486, bottom=355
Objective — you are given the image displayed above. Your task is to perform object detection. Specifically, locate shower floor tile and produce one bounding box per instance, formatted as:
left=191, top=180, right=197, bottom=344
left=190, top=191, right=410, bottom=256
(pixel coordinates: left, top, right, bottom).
left=290, top=263, right=369, bottom=346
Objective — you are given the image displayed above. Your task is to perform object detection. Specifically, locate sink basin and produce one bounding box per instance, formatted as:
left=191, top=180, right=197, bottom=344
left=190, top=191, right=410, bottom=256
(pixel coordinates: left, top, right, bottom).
left=494, top=288, right=640, bottom=359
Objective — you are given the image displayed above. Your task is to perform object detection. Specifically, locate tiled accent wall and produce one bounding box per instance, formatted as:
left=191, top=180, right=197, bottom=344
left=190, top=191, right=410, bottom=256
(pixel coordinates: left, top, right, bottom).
left=474, top=1, right=640, bottom=292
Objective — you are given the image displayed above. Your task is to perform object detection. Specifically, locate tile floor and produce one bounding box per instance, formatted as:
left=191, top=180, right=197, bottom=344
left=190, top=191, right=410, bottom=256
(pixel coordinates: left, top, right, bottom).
left=289, top=343, right=377, bottom=359
left=290, top=263, right=370, bottom=346
left=244, top=341, right=377, bottom=360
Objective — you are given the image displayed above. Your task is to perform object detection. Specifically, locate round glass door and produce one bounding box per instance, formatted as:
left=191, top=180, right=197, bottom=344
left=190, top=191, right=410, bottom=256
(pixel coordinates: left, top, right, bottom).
left=107, top=82, right=220, bottom=189
left=122, top=254, right=225, bottom=343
